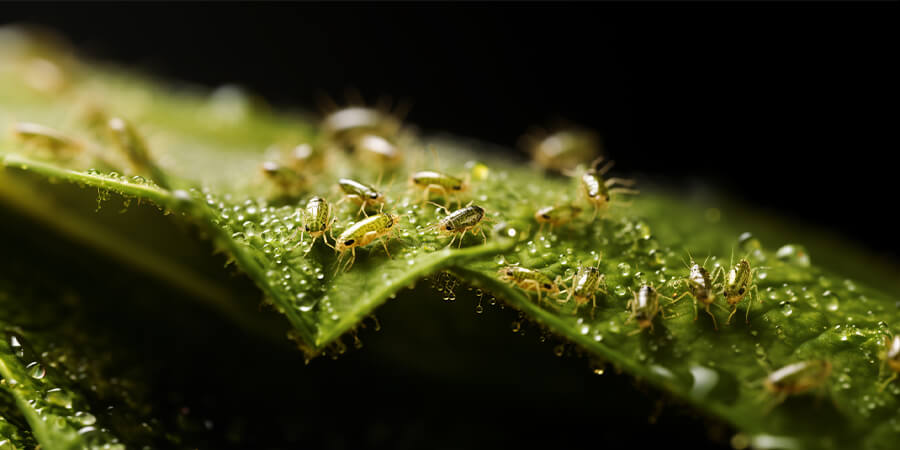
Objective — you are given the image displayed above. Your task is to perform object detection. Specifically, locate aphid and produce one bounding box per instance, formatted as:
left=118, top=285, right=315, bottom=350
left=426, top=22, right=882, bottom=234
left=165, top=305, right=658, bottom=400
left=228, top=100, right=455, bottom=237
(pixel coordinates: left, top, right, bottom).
left=334, top=212, right=401, bottom=272
left=337, top=178, right=386, bottom=216
left=723, top=258, right=760, bottom=324
left=409, top=170, right=468, bottom=208
left=426, top=203, right=489, bottom=248
left=106, top=117, right=168, bottom=187
left=878, top=334, right=900, bottom=390
left=352, top=133, right=403, bottom=168
left=11, top=121, right=80, bottom=155
left=534, top=204, right=582, bottom=234
left=560, top=259, right=607, bottom=314
left=626, top=285, right=665, bottom=335
left=577, top=157, right=638, bottom=220
left=671, top=257, right=726, bottom=330
left=521, top=128, right=602, bottom=173
left=497, top=266, right=562, bottom=305
left=285, top=143, right=325, bottom=173
left=291, top=196, right=335, bottom=253
left=764, top=360, right=831, bottom=403
left=317, top=90, right=410, bottom=149
left=261, top=161, right=307, bottom=197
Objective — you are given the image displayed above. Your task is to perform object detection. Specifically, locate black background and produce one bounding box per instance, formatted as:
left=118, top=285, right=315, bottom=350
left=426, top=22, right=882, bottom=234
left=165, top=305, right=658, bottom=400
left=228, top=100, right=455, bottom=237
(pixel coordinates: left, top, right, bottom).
left=5, top=3, right=898, bottom=258
left=2, top=3, right=898, bottom=449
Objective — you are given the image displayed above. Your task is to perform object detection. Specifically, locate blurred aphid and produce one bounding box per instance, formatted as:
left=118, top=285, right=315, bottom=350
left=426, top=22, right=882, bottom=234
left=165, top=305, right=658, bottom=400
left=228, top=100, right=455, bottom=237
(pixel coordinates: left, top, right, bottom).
left=521, top=127, right=603, bottom=173
left=409, top=170, right=468, bottom=208
left=351, top=133, right=403, bottom=168
left=764, top=360, right=831, bottom=399
left=285, top=143, right=325, bottom=173
left=878, top=335, right=900, bottom=390
left=626, top=284, right=674, bottom=335
left=261, top=161, right=307, bottom=197
left=534, top=204, right=582, bottom=234
left=11, top=122, right=81, bottom=155
left=497, top=266, right=562, bottom=306
left=106, top=117, right=168, bottom=187
left=317, top=90, right=410, bottom=148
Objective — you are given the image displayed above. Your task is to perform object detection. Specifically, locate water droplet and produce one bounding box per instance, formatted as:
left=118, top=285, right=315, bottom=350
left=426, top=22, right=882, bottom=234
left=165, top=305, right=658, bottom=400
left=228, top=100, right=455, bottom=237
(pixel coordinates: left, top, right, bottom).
left=26, top=361, right=45, bottom=379
left=617, top=262, right=631, bottom=277
left=475, top=305, right=484, bottom=314
left=73, top=411, right=97, bottom=426
left=45, top=388, right=73, bottom=409
left=775, top=244, right=810, bottom=267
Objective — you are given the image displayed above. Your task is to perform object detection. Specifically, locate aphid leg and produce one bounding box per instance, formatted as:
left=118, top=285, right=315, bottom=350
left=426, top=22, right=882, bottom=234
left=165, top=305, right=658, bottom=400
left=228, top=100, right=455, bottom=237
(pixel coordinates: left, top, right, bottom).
left=704, top=305, right=719, bottom=331
left=594, top=159, right=615, bottom=176
left=478, top=225, right=487, bottom=244
left=358, top=201, right=368, bottom=217
left=879, top=372, right=898, bottom=392
left=745, top=284, right=760, bottom=323
left=605, top=177, right=637, bottom=187
left=344, top=247, right=357, bottom=272
left=379, top=237, right=392, bottom=259
left=609, top=188, right=640, bottom=196
left=726, top=304, right=739, bottom=325
left=671, top=291, right=690, bottom=305
left=303, top=235, right=318, bottom=255
left=444, top=233, right=458, bottom=249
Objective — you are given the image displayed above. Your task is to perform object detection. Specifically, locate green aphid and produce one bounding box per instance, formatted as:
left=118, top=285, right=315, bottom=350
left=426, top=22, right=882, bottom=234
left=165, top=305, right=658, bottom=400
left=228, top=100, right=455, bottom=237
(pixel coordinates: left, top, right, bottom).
left=626, top=284, right=674, bottom=335
left=723, top=258, right=760, bottom=324
left=334, top=212, right=401, bottom=272
left=320, top=106, right=402, bottom=147
left=106, top=117, right=168, bottom=188
left=261, top=161, right=307, bottom=196
left=497, top=266, right=562, bottom=305
left=427, top=203, right=489, bottom=248
left=337, top=178, right=386, bottom=216
left=764, top=360, right=831, bottom=408
left=534, top=204, right=582, bottom=234
left=671, top=257, right=727, bottom=330
left=560, top=259, right=607, bottom=314
left=409, top=170, right=468, bottom=208
left=11, top=121, right=80, bottom=155
left=577, top=157, right=638, bottom=220
left=291, top=196, right=335, bottom=253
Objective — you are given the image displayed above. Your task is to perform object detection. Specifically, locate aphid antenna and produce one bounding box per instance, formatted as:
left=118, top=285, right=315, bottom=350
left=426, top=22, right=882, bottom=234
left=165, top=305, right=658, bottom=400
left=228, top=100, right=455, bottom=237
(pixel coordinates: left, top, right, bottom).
left=313, top=90, right=339, bottom=114
left=392, top=97, right=414, bottom=122
left=344, top=86, right=366, bottom=106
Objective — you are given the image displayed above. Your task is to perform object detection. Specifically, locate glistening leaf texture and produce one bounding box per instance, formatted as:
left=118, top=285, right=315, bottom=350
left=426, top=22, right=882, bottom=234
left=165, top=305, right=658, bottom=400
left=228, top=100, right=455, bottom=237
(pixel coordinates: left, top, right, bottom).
left=2, top=27, right=900, bottom=450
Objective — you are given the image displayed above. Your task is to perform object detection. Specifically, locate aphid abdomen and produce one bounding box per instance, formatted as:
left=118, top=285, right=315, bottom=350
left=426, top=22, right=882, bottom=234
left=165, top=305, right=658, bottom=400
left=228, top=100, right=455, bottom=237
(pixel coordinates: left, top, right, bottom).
left=581, top=172, right=605, bottom=199
left=443, top=205, right=485, bottom=230
left=412, top=171, right=463, bottom=191
left=306, top=197, right=332, bottom=234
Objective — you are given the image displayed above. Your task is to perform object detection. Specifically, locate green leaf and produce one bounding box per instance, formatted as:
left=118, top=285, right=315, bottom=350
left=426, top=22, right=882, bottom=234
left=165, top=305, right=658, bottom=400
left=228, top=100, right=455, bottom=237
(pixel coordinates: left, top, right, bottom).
left=3, top=26, right=900, bottom=449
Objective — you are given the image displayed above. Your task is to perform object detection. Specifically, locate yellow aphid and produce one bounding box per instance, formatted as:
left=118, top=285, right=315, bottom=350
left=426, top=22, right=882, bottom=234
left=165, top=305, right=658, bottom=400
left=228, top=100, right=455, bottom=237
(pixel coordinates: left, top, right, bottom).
left=11, top=121, right=80, bottom=155
left=879, top=335, right=900, bottom=390
left=334, top=212, right=401, bottom=272
left=521, top=128, right=602, bottom=173
left=535, top=204, right=582, bottom=234
left=577, top=157, right=638, bottom=220
left=497, top=266, right=562, bottom=305
left=352, top=133, right=403, bottom=167
left=409, top=170, right=468, bottom=208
